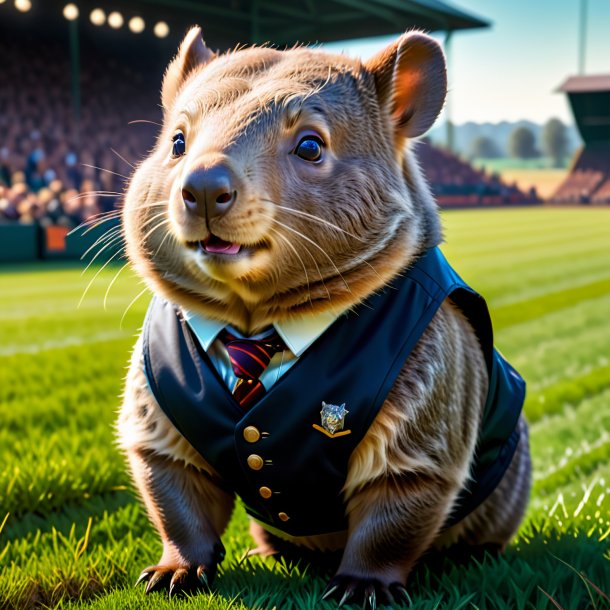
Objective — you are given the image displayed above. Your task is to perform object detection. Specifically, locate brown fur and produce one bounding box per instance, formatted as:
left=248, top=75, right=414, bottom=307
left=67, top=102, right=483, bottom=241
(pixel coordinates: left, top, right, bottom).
left=118, top=26, right=531, bottom=604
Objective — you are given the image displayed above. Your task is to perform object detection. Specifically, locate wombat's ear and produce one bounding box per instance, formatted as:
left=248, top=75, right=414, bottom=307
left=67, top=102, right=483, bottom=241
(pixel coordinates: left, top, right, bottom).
left=365, top=31, right=447, bottom=138
left=162, top=26, right=216, bottom=111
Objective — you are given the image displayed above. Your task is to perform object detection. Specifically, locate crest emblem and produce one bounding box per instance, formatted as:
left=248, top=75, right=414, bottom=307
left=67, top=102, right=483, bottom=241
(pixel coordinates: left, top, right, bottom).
left=312, top=401, right=351, bottom=438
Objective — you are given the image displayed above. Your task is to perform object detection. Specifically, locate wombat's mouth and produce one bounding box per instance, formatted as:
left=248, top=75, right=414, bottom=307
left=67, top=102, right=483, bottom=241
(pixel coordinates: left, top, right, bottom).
left=186, top=234, right=268, bottom=259
left=202, top=234, right=241, bottom=254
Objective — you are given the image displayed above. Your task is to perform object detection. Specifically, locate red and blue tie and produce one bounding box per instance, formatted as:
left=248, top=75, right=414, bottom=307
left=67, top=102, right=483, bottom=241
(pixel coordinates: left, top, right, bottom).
left=220, top=329, right=285, bottom=409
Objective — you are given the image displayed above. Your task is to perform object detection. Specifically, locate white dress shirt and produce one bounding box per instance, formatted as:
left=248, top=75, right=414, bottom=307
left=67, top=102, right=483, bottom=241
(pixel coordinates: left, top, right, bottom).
left=182, top=309, right=339, bottom=392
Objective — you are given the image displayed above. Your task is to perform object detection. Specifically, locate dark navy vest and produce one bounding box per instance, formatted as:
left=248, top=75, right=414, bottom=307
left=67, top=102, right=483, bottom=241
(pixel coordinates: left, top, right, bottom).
left=143, top=247, right=525, bottom=537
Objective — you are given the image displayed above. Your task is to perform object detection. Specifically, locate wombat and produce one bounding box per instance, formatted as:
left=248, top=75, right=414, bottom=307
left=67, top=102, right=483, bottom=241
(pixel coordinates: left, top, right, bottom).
left=117, top=26, right=531, bottom=608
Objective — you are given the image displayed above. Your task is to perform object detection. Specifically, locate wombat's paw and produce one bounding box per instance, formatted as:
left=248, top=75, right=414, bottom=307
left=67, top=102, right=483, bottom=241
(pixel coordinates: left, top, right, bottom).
left=321, top=575, right=411, bottom=609
left=135, top=563, right=217, bottom=598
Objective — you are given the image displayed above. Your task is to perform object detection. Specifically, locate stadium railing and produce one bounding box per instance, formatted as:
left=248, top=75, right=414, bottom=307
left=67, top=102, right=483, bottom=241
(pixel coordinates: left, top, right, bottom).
left=0, top=219, right=122, bottom=263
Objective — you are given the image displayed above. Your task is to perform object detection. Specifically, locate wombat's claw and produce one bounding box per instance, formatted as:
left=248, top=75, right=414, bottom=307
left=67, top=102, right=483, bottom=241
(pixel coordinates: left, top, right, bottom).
left=338, top=585, right=355, bottom=607
left=135, top=570, right=152, bottom=588
left=168, top=568, right=189, bottom=599
left=323, top=575, right=409, bottom=609
left=197, top=565, right=211, bottom=589
left=364, top=585, right=377, bottom=610
left=135, top=563, right=216, bottom=597
left=145, top=569, right=171, bottom=594
left=321, top=584, right=339, bottom=601
left=389, top=583, right=412, bottom=606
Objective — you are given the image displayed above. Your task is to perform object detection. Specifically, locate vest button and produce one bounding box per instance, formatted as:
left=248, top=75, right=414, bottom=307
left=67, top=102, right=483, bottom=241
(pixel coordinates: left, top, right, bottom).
left=243, top=426, right=261, bottom=443
left=259, top=486, right=272, bottom=499
left=278, top=512, right=289, bottom=522
left=247, top=454, right=264, bottom=470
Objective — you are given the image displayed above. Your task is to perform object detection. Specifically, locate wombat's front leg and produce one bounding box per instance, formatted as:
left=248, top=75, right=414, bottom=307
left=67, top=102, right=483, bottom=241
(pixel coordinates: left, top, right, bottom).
left=129, top=448, right=233, bottom=596
left=322, top=472, right=461, bottom=608
left=118, top=338, right=235, bottom=597
left=323, top=303, right=487, bottom=609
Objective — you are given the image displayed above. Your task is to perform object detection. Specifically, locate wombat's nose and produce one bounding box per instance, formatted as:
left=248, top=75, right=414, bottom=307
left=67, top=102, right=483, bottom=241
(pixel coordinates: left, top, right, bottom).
left=182, top=164, right=237, bottom=220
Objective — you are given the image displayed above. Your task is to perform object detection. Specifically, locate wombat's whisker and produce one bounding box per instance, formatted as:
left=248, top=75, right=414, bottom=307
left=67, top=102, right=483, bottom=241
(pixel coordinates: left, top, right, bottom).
left=110, top=147, right=135, bottom=169
left=271, top=226, right=332, bottom=304
left=81, top=232, right=125, bottom=275
left=264, top=200, right=365, bottom=242
left=262, top=214, right=352, bottom=294
left=68, top=211, right=122, bottom=236
left=141, top=217, right=171, bottom=243
left=268, top=227, right=313, bottom=308
left=104, top=261, right=130, bottom=310
left=120, top=284, right=150, bottom=329
left=68, top=192, right=123, bottom=203
left=80, top=225, right=123, bottom=262
left=135, top=200, right=170, bottom=213
left=263, top=200, right=383, bottom=281
left=78, top=247, right=125, bottom=309
left=81, top=164, right=130, bottom=180
left=153, top=226, right=175, bottom=257
left=81, top=214, right=124, bottom=236
left=128, top=119, right=163, bottom=127
left=139, top=210, right=169, bottom=232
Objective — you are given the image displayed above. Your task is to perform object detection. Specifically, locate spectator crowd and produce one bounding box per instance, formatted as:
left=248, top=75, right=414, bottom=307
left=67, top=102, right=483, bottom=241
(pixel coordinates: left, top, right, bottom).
left=417, top=140, right=540, bottom=206
left=0, top=35, right=159, bottom=228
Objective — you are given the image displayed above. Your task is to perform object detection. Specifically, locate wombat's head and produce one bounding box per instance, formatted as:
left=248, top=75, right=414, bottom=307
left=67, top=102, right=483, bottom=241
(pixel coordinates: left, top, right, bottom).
left=123, top=27, right=446, bottom=332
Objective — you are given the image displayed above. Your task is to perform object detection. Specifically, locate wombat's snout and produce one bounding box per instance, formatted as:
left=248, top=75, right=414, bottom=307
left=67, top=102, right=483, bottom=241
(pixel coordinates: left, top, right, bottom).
left=182, top=164, right=237, bottom=221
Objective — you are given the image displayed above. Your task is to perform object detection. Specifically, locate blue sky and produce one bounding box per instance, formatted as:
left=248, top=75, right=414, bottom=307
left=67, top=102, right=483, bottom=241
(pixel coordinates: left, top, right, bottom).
left=322, top=0, right=610, bottom=126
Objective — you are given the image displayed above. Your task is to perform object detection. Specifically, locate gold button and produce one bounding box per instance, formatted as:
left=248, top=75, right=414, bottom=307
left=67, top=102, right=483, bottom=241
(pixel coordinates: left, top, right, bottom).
left=243, top=426, right=261, bottom=443
left=259, top=486, right=272, bottom=499
left=247, top=454, right=264, bottom=470
left=278, top=512, right=289, bottom=522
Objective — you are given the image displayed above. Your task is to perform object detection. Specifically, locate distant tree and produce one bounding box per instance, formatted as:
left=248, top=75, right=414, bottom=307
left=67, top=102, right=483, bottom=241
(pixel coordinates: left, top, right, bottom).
left=543, top=118, right=569, bottom=167
left=508, top=126, right=539, bottom=159
left=470, top=136, right=503, bottom=159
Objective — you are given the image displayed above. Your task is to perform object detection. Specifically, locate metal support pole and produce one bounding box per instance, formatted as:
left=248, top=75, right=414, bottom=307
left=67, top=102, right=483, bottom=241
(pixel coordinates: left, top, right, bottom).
left=69, top=18, right=81, bottom=131
left=251, top=0, right=261, bottom=44
left=444, top=30, right=454, bottom=152
left=578, top=0, right=588, bottom=74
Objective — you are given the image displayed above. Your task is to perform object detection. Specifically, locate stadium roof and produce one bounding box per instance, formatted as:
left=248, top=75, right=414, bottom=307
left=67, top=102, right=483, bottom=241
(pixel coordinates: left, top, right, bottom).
left=130, top=0, right=491, bottom=44
left=558, top=74, right=610, bottom=94
left=20, top=0, right=489, bottom=49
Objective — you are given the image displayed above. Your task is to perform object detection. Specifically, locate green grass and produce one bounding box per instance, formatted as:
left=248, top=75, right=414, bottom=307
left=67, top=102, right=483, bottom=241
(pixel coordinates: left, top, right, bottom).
left=1, top=207, right=610, bottom=609
left=471, top=158, right=569, bottom=171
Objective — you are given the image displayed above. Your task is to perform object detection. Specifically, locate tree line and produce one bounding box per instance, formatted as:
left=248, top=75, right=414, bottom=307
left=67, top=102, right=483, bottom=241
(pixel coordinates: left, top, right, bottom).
left=470, top=118, right=570, bottom=167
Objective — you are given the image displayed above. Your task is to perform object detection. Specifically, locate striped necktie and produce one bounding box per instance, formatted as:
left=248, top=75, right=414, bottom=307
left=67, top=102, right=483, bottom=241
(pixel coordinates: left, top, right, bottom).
left=220, top=329, right=285, bottom=409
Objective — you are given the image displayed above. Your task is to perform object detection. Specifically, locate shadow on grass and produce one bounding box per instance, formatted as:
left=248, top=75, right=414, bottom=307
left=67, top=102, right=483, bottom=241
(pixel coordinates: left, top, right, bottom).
left=3, top=490, right=137, bottom=543
left=215, top=530, right=609, bottom=610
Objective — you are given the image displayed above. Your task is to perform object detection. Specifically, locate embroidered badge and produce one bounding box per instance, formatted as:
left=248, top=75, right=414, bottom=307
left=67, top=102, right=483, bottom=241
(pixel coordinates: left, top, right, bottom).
left=312, top=401, right=352, bottom=438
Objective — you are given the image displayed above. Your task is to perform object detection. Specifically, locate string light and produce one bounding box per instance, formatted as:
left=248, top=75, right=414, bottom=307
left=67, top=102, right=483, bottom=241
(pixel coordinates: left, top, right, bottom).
left=154, top=21, right=169, bottom=38
left=90, top=8, right=105, bottom=25
left=63, top=3, right=79, bottom=21
left=128, top=16, right=145, bottom=33
left=15, top=0, right=32, bottom=12
left=107, top=11, right=123, bottom=29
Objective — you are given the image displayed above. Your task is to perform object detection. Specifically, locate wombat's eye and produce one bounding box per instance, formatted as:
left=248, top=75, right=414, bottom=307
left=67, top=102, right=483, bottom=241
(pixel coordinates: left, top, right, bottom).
left=294, top=135, right=324, bottom=162
left=171, top=132, right=186, bottom=158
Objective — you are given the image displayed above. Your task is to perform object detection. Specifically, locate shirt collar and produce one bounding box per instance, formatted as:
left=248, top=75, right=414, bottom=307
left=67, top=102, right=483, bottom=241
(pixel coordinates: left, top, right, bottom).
left=181, top=308, right=339, bottom=357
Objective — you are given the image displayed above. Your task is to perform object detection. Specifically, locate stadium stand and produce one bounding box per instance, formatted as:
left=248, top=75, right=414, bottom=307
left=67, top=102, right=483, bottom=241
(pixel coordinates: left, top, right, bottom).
left=553, top=75, right=610, bottom=204
left=552, top=154, right=604, bottom=203
left=592, top=178, right=610, bottom=204
left=417, top=140, right=540, bottom=206
left=552, top=144, right=610, bottom=203
left=0, top=33, right=538, bottom=235
left=0, top=34, right=159, bottom=229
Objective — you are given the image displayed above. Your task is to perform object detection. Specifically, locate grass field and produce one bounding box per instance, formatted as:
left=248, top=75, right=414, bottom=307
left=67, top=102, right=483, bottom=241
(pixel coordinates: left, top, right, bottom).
left=1, top=207, right=609, bottom=610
